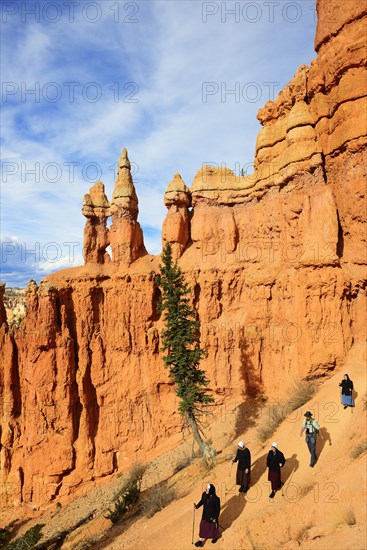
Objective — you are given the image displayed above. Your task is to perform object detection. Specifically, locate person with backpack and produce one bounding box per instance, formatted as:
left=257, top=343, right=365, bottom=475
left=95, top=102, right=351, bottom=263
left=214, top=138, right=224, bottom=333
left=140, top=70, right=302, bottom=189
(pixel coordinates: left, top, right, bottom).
left=266, top=442, right=286, bottom=498
left=232, top=440, right=251, bottom=493
left=339, top=374, right=354, bottom=409
left=300, top=411, right=320, bottom=467
left=194, top=483, right=220, bottom=546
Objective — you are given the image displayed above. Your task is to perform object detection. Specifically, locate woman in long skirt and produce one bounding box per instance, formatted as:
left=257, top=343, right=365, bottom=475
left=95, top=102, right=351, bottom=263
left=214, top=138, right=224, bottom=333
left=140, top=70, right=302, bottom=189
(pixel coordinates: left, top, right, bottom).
left=232, top=440, right=251, bottom=492
left=266, top=442, right=286, bottom=499
left=339, top=374, right=354, bottom=409
left=194, top=483, right=220, bottom=546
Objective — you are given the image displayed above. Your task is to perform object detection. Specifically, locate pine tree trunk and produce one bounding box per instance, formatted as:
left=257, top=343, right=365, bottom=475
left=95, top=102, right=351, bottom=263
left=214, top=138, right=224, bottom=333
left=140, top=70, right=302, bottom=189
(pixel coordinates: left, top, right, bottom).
left=187, top=412, right=216, bottom=466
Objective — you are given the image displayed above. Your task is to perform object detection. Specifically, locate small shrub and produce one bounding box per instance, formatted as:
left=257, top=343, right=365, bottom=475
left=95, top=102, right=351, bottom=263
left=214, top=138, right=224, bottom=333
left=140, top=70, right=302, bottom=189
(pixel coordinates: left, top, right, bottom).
left=350, top=441, right=367, bottom=460
left=105, top=463, right=146, bottom=524
left=257, top=404, right=286, bottom=442
left=286, top=380, right=316, bottom=411
left=141, top=485, right=176, bottom=518
left=257, top=381, right=316, bottom=443
left=173, top=456, right=191, bottom=474
left=105, top=484, right=140, bottom=524
left=0, top=528, right=12, bottom=546
left=342, top=507, right=356, bottom=526
left=6, top=523, right=45, bottom=549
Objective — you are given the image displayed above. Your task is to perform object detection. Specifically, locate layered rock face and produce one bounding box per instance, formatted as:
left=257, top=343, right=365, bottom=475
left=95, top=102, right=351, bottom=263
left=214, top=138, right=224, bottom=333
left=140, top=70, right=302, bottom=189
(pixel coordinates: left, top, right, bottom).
left=0, top=0, right=366, bottom=509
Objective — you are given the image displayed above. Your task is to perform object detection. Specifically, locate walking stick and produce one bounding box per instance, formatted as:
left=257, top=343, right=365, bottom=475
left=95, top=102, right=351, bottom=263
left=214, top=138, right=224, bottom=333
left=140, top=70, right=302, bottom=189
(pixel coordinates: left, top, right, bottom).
left=191, top=507, right=195, bottom=544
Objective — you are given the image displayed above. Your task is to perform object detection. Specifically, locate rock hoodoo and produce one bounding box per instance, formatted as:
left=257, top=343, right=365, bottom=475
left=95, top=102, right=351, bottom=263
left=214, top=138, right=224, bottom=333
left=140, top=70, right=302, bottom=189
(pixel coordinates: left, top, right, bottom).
left=109, top=148, right=146, bottom=266
left=0, top=0, right=366, bottom=511
left=82, top=181, right=110, bottom=264
left=162, top=173, right=191, bottom=259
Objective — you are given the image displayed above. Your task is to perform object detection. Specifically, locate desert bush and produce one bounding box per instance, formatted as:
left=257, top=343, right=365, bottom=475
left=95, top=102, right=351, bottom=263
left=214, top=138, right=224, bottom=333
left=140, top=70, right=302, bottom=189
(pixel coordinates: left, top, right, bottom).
left=105, top=463, right=146, bottom=524
left=257, top=381, right=316, bottom=442
left=173, top=455, right=192, bottom=474
left=257, top=404, right=285, bottom=442
left=141, top=485, right=176, bottom=518
left=342, top=507, right=356, bottom=526
left=105, top=485, right=140, bottom=524
left=350, top=441, right=367, bottom=460
left=6, top=523, right=45, bottom=549
left=286, top=380, right=316, bottom=411
left=9, top=313, right=25, bottom=328
left=0, top=527, right=12, bottom=546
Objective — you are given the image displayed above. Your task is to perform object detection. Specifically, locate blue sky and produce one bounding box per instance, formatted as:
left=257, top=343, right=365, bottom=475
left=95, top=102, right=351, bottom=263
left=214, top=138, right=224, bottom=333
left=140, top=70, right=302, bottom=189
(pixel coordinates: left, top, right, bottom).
left=1, top=0, right=317, bottom=287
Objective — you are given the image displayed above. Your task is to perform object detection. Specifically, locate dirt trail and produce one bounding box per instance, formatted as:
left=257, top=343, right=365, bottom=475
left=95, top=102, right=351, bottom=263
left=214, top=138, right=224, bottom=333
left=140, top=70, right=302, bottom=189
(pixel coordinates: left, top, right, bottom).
left=102, top=342, right=366, bottom=550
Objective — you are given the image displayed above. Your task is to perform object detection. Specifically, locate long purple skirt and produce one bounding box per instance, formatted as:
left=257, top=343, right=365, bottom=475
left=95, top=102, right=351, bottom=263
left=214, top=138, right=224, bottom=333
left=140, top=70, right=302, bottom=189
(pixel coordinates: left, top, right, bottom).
left=199, top=519, right=219, bottom=540
left=268, top=470, right=281, bottom=491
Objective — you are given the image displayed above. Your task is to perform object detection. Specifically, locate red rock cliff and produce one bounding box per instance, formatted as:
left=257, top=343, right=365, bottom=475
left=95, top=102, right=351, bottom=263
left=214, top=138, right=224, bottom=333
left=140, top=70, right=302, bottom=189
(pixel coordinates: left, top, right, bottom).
left=0, top=0, right=366, bottom=509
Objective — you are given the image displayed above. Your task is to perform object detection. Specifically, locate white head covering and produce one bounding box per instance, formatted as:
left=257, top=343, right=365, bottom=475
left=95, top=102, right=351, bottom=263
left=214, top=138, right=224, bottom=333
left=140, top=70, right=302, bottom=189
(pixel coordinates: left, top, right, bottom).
left=206, top=483, right=211, bottom=491
left=271, top=442, right=278, bottom=449
left=238, top=440, right=244, bottom=448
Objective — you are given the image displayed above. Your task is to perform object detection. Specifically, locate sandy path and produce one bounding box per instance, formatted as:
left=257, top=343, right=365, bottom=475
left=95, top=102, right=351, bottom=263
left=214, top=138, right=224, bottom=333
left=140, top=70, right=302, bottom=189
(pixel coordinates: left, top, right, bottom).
left=102, top=343, right=366, bottom=549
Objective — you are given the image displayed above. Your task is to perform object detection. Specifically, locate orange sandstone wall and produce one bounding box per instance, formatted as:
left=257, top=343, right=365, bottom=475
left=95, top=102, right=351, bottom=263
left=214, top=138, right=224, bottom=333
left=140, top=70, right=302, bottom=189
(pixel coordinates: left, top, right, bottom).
left=0, top=0, right=366, bottom=509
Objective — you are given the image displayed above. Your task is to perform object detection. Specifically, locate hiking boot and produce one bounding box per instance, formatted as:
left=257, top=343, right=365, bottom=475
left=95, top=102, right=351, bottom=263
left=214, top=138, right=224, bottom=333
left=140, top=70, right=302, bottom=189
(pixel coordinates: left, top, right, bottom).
left=243, top=487, right=249, bottom=493
left=211, top=539, right=218, bottom=544
left=269, top=490, right=275, bottom=498
left=343, top=405, right=348, bottom=409
left=195, top=542, right=203, bottom=547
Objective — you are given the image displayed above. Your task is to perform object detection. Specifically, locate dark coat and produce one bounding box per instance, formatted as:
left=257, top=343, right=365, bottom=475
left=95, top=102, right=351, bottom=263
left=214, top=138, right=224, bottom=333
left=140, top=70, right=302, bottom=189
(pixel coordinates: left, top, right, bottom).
left=266, top=449, right=286, bottom=473
left=233, top=447, right=251, bottom=470
left=339, top=379, right=353, bottom=396
left=195, top=492, right=220, bottom=522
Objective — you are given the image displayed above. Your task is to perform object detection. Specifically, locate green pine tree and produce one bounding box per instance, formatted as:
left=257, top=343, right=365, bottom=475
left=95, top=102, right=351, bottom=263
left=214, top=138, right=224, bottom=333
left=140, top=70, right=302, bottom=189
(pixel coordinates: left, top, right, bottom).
left=156, top=243, right=216, bottom=463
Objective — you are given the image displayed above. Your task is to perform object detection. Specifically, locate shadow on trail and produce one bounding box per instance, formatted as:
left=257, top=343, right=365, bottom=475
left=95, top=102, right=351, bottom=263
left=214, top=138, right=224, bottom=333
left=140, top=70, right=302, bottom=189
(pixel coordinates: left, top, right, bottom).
left=249, top=452, right=268, bottom=485
left=317, top=427, right=332, bottom=458
left=282, top=453, right=299, bottom=483
left=219, top=493, right=246, bottom=533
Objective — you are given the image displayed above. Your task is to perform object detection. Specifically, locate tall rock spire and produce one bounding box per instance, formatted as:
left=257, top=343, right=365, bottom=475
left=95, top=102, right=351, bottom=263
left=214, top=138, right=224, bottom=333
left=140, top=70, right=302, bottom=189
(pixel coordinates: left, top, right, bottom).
left=109, top=148, right=146, bottom=266
left=111, top=148, right=138, bottom=213
left=162, top=173, right=191, bottom=259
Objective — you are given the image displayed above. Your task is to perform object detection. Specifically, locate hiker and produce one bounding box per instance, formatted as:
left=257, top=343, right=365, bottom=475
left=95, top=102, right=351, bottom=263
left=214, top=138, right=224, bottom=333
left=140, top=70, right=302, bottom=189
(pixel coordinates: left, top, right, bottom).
left=232, top=440, right=251, bottom=493
left=300, top=411, right=320, bottom=467
left=194, top=483, right=220, bottom=546
left=266, top=442, right=285, bottom=498
left=339, top=374, right=354, bottom=409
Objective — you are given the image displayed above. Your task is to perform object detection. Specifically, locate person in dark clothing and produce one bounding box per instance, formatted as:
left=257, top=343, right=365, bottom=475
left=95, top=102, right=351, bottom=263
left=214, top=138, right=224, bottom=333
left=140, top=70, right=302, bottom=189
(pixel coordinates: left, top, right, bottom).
left=339, top=374, right=354, bottom=409
left=266, top=442, right=285, bottom=498
left=232, top=440, right=251, bottom=493
left=194, top=483, right=220, bottom=546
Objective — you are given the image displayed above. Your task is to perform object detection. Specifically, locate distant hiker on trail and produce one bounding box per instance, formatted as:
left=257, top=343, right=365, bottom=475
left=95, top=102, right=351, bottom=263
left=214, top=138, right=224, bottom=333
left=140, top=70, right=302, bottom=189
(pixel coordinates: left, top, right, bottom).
left=194, top=483, right=220, bottom=546
left=232, top=440, right=251, bottom=493
left=266, top=442, right=285, bottom=498
left=300, top=411, right=320, bottom=467
left=339, top=374, right=354, bottom=409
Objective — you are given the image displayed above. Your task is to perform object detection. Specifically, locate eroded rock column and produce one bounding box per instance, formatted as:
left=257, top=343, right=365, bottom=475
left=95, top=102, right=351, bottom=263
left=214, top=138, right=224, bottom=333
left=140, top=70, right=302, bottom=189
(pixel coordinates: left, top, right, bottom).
left=162, top=173, right=191, bottom=259
left=82, top=182, right=111, bottom=264
left=109, top=148, right=146, bottom=266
